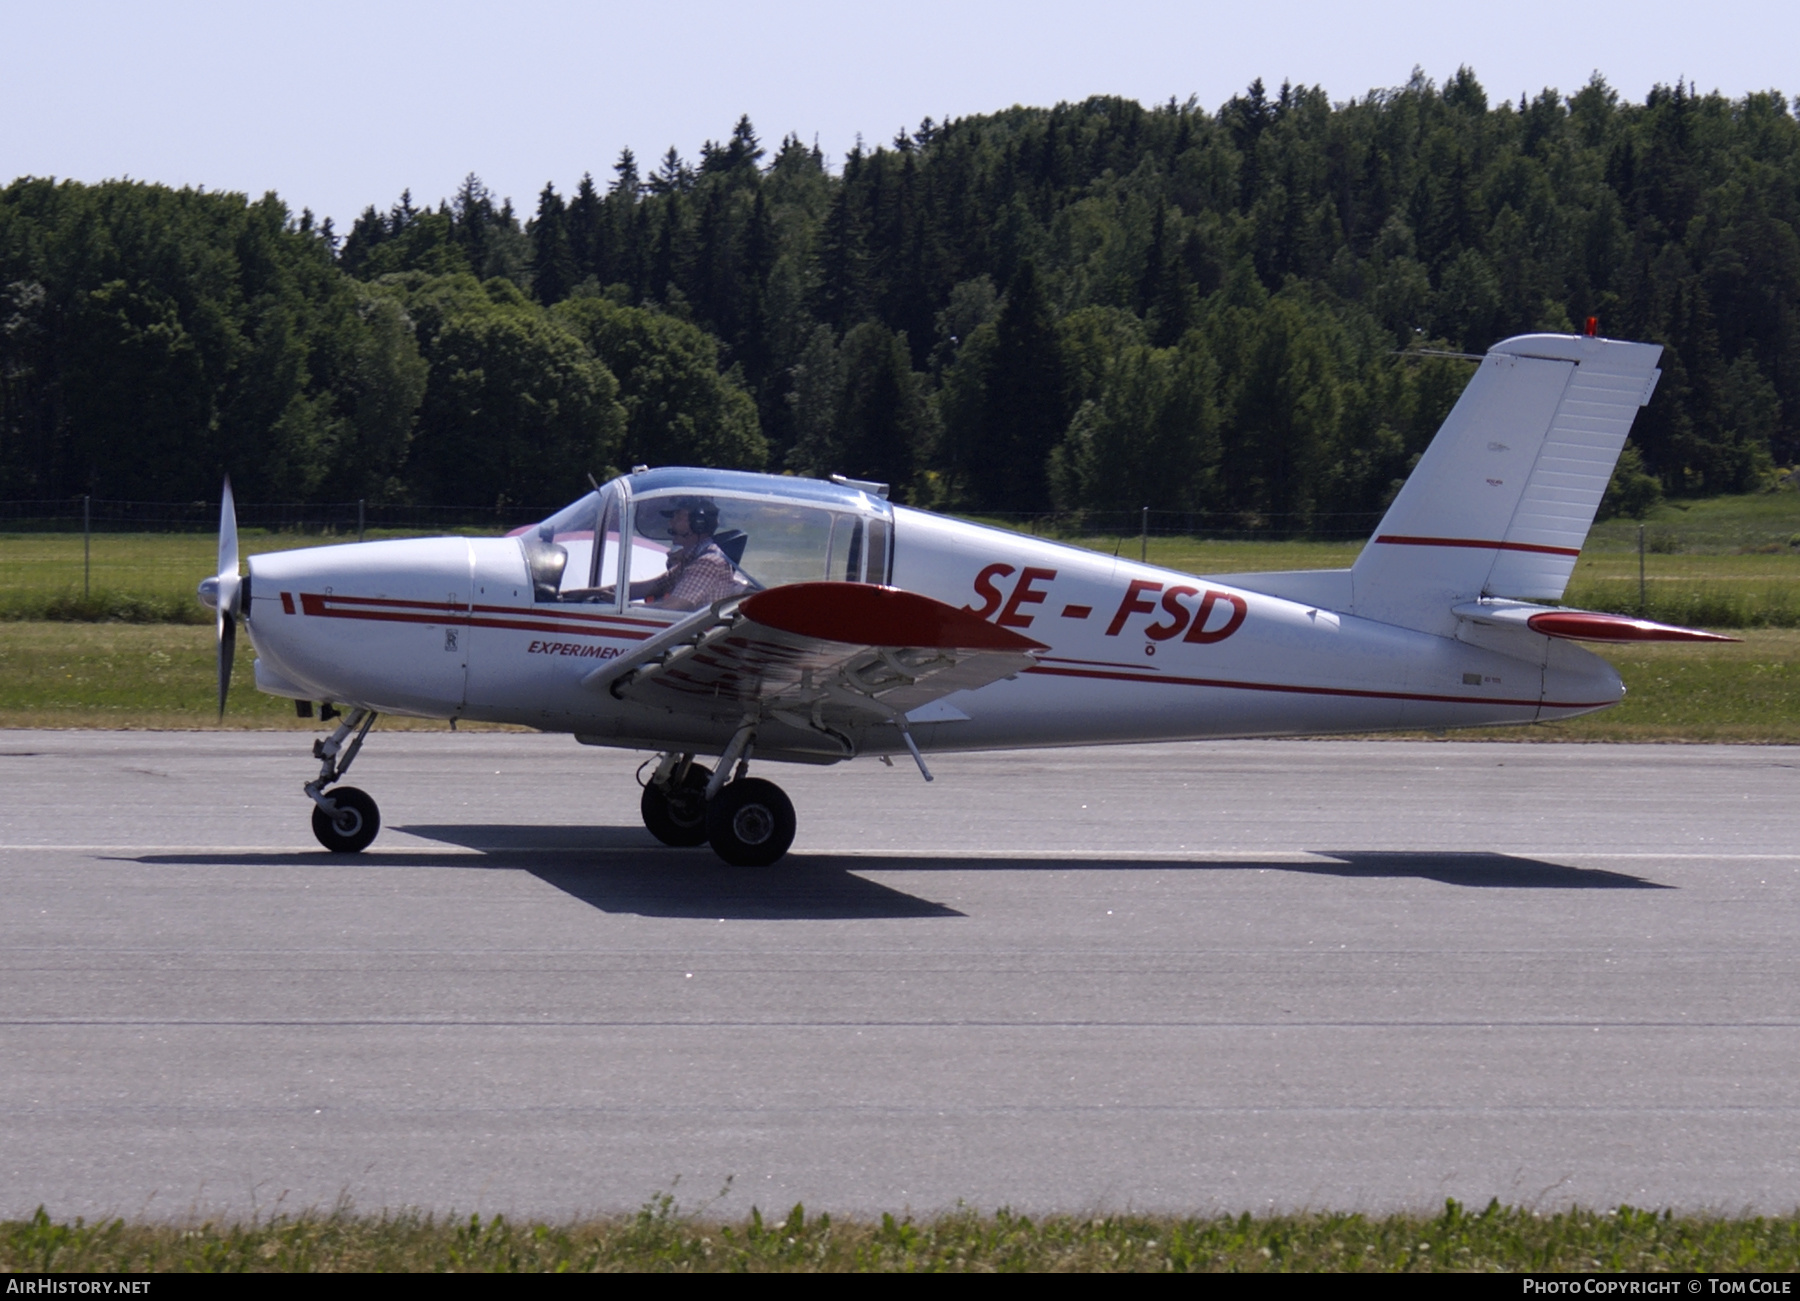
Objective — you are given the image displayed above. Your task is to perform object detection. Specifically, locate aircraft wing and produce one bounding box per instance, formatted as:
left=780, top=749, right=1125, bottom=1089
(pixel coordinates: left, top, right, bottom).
left=582, top=584, right=1044, bottom=734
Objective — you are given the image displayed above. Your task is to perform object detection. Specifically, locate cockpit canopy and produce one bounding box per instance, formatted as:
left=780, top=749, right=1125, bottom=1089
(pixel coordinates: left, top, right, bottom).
left=521, top=467, right=894, bottom=609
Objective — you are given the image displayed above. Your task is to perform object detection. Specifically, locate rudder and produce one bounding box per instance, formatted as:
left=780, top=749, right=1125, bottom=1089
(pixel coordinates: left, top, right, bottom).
left=1350, top=333, right=1662, bottom=634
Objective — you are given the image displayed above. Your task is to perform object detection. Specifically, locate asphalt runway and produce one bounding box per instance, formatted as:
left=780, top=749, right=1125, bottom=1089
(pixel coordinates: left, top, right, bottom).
left=2, top=729, right=1796, bottom=1221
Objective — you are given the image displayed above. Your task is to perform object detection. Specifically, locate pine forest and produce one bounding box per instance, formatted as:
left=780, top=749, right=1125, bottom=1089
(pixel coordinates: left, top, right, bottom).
left=3, top=70, right=1797, bottom=531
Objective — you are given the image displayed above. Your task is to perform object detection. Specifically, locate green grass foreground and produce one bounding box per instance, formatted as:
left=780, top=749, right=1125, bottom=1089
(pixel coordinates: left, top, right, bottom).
left=6, top=1199, right=1800, bottom=1272
left=0, top=622, right=1794, bottom=740
left=0, top=622, right=521, bottom=731
left=0, top=529, right=489, bottom=624
left=5, top=489, right=1799, bottom=626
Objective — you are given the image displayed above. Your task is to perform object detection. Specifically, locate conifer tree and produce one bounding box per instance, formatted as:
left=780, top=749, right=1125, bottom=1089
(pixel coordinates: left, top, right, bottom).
left=530, top=183, right=577, bottom=306
left=965, top=260, right=1069, bottom=512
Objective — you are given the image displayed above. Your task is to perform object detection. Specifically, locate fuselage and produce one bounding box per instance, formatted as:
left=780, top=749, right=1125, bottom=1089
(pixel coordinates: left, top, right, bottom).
left=242, top=475, right=1622, bottom=764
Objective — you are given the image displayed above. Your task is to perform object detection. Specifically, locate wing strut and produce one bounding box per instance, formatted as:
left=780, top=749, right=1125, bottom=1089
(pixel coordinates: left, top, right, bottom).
left=821, top=678, right=932, bottom=782
left=895, top=724, right=933, bottom=783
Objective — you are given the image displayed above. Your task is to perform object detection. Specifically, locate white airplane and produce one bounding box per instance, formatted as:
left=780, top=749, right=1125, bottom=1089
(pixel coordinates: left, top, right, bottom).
left=202, top=331, right=1730, bottom=865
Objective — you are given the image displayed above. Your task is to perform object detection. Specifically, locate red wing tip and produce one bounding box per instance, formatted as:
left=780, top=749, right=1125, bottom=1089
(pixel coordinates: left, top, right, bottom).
left=740, top=583, right=1047, bottom=652
left=1526, top=611, right=1740, bottom=643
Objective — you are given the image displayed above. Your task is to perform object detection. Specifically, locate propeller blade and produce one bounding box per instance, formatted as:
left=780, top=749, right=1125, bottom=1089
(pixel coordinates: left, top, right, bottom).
left=218, top=476, right=238, bottom=586
left=215, top=477, right=240, bottom=720
left=218, top=604, right=236, bottom=719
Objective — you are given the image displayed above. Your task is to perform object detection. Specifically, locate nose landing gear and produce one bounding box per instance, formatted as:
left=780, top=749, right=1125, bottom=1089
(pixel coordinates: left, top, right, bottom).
left=304, top=707, right=381, bottom=853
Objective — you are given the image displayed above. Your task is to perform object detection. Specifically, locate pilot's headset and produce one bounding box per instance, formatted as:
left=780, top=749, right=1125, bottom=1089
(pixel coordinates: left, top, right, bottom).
left=662, top=496, right=719, bottom=536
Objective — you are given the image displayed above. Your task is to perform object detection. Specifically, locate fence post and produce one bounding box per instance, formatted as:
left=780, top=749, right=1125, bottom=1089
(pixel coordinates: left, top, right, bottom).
left=358, top=498, right=365, bottom=544
left=82, top=494, right=91, bottom=599
left=1140, top=506, right=1148, bottom=563
left=1638, top=524, right=1646, bottom=616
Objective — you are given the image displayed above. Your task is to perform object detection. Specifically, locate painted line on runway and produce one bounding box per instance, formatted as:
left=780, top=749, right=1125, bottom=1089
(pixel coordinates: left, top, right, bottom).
left=5, top=1017, right=1800, bottom=1029
left=0, top=844, right=491, bottom=854
left=6, top=1104, right=1800, bottom=1118
left=3, top=845, right=1799, bottom=862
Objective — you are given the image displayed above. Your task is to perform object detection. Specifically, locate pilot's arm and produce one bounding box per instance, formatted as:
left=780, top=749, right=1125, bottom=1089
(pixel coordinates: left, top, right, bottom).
left=559, top=546, right=684, bottom=604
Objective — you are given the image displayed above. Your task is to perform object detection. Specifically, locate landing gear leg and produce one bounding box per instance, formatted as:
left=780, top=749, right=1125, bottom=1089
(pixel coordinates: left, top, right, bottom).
left=305, top=707, right=381, bottom=853
left=640, top=752, right=712, bottom=847
left=697, top=724, right=795, bottom=866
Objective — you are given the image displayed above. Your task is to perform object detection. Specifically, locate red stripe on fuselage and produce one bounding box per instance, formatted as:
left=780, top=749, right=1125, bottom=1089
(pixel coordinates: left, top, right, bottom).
left=1022, top=663, right=1611, bottom=711
left=298, top=593, right=657, bottom=641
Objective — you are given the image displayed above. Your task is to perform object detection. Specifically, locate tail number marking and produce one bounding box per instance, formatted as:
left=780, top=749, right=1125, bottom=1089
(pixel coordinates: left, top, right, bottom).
left=964, top=564, right=1057, bottom=629
left=1105, top=580, right=1246, bottom=644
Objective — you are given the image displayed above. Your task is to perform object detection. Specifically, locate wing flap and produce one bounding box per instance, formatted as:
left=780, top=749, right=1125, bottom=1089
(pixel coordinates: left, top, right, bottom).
left=597, top=583, right=1045, bottom=728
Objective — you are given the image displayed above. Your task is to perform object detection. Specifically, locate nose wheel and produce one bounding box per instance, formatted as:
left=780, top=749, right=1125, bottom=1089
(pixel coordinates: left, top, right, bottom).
left=311, top=786, right=380, bottom=853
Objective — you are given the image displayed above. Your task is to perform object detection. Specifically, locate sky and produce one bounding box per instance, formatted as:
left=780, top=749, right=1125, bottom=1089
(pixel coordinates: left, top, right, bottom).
left=3, top=0, right=1796, bottom=230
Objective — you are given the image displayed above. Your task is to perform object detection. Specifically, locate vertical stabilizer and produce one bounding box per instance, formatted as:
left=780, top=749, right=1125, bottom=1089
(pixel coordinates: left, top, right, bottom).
left=1350, top=333, right=1662, bottom=634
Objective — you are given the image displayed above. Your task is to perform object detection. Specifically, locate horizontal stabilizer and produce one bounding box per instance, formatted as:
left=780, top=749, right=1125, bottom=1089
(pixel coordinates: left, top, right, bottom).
left=1204, top=569, right=1351, bottom=610
left=1452, top=600, right=1737, bottom=643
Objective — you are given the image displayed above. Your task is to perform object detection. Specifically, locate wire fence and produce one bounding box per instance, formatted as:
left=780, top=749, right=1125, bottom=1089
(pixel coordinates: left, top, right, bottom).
left=0, top=496, right=559, bottom=622
left=971, top=507, right=1388, bottom=548
left=0, top=496, right=1381, bottom=620
left=0, top=496, right=558, bottom=538
left=3, top=495, right=1796, bottom=626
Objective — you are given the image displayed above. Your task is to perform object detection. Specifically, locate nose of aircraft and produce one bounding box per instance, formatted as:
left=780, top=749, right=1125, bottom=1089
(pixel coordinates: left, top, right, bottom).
left=243, top=536, right=477, bottom=717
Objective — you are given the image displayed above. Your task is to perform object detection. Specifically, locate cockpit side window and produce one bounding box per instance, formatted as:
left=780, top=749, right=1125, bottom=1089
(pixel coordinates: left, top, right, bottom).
left=830, top=515, right=864, bottom=582
left=625, top=493, right=892, bottom=610
left=865, top=516, right=891, bottom=584
left=523, top=474, right=898, bottom=611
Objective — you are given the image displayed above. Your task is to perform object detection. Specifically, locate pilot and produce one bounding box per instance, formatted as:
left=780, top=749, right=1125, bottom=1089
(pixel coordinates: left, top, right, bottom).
left=629, top=496, right=747, bottom=611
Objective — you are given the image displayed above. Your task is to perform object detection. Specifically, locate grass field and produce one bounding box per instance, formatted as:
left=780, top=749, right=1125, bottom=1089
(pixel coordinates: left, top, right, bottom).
left=5, top=490, right=1798, bottom=623
left=1037, top=488, right=1800, bottom=628
left=1, top=620, right=1793, bottom=740
left=0, top=528, right=501, bottom=623
left=0, top=622, right=518, bottom=731
left=7, top=1199, right=1800, bottom=1272
left=2, top=491, right=1793, bottom=737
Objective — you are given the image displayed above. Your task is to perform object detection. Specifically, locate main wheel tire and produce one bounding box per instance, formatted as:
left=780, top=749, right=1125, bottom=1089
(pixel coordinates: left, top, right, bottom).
left=311, top=786, right=380, bottom=853
left=641, top=764, right=713, bottom=847
left=705, top=778, right=796, bottom=867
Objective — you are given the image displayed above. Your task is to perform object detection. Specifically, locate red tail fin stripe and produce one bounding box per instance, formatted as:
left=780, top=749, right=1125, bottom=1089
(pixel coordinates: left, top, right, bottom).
left=1374, top=534, right=1582, bottom=557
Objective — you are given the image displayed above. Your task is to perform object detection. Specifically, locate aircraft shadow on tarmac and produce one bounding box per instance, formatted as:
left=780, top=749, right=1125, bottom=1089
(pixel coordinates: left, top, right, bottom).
left=129, top=823, right=966, bottom=921
left=129, top=829, right=1665, bottom=921
left=1284, top=850, right=1670, bottom=889
left=831, top=848, right=1669, bottom=890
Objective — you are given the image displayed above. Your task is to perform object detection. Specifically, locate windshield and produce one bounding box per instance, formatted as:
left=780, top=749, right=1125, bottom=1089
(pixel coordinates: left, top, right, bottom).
left=515, top=487, right=624, bottom=601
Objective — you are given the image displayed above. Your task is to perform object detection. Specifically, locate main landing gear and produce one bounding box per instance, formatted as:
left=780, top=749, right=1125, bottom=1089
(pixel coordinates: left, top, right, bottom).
left=641, top=735, right=796, bottom=867
left=305, top=707, right=381, bottom=853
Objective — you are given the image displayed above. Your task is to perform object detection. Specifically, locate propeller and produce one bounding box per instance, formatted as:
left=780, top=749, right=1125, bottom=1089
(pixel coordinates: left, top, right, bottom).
left=200, top=477, right=242, bottom=718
